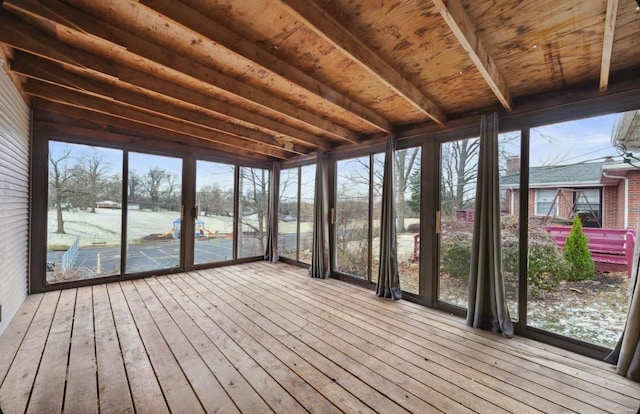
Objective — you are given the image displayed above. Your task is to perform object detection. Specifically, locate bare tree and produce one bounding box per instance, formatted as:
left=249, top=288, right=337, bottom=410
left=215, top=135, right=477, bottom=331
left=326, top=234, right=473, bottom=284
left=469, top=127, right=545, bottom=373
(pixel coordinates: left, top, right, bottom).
left=49, top=150, right=75, bottom=234
left=396, top=148, right=419, bottom=233
left=239, top=168, right=269, bottom=254
left=75, top=152, right=111, bottom=213
left=163, top=173, right=179, bottom=210
left=128, top=171, right=141, bottom=202
left=344, top=150, right=420, bottom=233
left=141, top=167, right=167, bottom=211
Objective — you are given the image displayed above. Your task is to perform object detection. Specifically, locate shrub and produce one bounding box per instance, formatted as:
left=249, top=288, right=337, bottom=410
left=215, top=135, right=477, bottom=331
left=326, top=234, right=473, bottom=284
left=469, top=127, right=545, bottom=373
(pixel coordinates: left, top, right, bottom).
left=563, top=216, right=595, bottom=280
left=441, top=233, right=472, bottom=281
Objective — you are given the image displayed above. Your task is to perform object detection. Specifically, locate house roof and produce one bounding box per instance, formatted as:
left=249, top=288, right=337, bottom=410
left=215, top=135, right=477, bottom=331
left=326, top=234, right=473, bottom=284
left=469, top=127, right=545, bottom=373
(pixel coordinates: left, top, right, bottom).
left=502, top=162, right=610, bottom=187
left=1, top=1, right=640, bottom=161
left=613, top=110, right=640, bottom=151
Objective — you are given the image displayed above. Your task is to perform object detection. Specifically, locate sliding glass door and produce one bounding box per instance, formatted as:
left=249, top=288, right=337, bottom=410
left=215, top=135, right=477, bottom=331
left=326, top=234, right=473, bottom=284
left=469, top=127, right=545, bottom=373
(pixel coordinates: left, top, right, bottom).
left=194, top=160, right=235, bottom=264
left=126, top=152, right=183, bottom=274
left=46, top=141, right=123, bottom=283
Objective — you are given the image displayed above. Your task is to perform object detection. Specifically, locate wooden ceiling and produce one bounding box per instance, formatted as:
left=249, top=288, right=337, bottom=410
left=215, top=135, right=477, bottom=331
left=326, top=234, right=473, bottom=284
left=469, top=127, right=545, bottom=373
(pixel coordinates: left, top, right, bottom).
left=0, top=0, right=639, bottom=162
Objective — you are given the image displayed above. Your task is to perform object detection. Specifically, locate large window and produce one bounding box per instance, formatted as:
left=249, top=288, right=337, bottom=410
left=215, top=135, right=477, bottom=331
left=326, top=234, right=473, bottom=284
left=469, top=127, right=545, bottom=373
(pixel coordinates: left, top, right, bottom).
left=335, top=156, right=370, bottom=278
left=395, top=148, right=420, bottom=294
left=278, top=164, right=316, bottom=263
left=278, top=168, right=299, bottom=258
left=526, top=113, right=631, bottom=348
left=39, top=138, right=273, bottom=288
left=195, top=161, right=235, bottom=264
left=238, top=167, right=270, bottom=258
left=47, top=142, right=123, bottom=283
left=438, top=138, right=479, bottom=308
left=126, top=152, right=182, bottom=274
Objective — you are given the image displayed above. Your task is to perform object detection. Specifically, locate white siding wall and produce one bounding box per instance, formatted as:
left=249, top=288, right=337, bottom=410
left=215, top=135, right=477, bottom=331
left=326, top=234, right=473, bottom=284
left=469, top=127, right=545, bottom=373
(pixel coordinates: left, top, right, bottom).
left=0, top=67, right=30, bottom=335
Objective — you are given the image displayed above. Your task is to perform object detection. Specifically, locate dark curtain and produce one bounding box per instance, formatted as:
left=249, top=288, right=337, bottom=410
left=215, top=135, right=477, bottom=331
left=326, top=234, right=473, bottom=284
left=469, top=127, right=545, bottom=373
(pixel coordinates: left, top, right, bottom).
left=605, top=223, right=640, bottom=382
left=376, top=136, right=402, bottom=300
left=466, top=113, right=513, bottom=337
left=310, top=152, right=330, bottom=278
left=265, top=162, right=280, bottom=263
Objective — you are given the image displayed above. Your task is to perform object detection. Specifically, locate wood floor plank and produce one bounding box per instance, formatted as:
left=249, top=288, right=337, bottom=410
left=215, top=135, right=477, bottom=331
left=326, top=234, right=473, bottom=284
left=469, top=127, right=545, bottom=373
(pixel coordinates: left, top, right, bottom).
left=1, top=262, right=638, bottom=414
left=93, top=284, right=135, bottom=414
left=208, top=267, right=473, bottom=414
left=189, top=270, right=400, bottom=414
left=26, top=289, right=77, bottom=414
left=245, top=264, right=618, bottom=413
left=144, top=276, right=274, bottom=413
left=131, top=278, right=240, bottom=413
left=217, top=266, right=539, bottom=414
left=107, top=282, right=169, bottom=414
left=171, top=273, right=350, bottom=414
left=64, top=286, right=98, bottom=414
left=263, top=264, right=640, bottom=412
left=0, top=291, right=60, bottom=414
left=192, top=270, right=429, bottom=414
left=119, top=281, right=205, bottom=414
left=0, top=294, right=43, bottom=386
left=272, top=262, right=634, bottom=390
left=156, top=275, right=306, bottom=414
left=263, top=264, right=640, bottom=410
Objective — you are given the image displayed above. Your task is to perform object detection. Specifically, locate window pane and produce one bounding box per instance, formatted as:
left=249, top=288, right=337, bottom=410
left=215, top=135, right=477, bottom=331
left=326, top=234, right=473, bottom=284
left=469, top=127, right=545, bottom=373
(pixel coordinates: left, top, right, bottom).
left=336, top=157, right=369, bottom=278
left=47, top=142, right=123, bottom=283
left=278, top=168, right=299, bottom=258
left=535, top=189, right=558, bottom=216
left=126, top=153, right=182, bottom=274
left=438, top=138, right=479, bottom=308
left=238, top=167, right=269, bottom=258
left=299, top=164, right=316, bottom=264
left=371, top=153, right=383, bottom=283
left=499, top=132, right=521, bottom=321
left=396, top=148, right=421, bottom=294
left=527, top=113, right=632, bottom=348
left=195, top=161, right=235, bottom=264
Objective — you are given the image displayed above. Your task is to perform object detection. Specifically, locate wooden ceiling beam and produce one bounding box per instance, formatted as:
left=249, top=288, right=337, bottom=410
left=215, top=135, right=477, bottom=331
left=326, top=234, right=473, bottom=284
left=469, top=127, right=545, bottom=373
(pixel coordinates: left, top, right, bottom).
left=3, top=0, right=358, bottom=143
left=24, top=80, right=293, bottom=159
left=279, top=0, right=446, bottom=125
left=34, top=121, right=271, bottom=163
left=0, top=18, right=328, bottom=151
left=33, top=99, right=269, bottom=163
left=599, top=0, right=619, bottom=92
left=139, top=0, right=393, bottom=133
left=11, top=54, right=309, bottom=155
left=430, top=0, right=512, bottom=110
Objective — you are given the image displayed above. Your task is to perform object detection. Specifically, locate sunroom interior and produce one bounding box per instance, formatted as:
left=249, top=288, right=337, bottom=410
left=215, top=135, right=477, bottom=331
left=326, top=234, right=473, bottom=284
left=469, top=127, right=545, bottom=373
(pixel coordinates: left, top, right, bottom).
left=1, top=0, right=640, bottom=412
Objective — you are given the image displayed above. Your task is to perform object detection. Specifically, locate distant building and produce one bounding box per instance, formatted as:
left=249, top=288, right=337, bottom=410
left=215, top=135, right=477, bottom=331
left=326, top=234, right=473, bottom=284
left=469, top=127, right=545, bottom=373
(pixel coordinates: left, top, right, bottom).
left=501, top=159, right=639, bottom=229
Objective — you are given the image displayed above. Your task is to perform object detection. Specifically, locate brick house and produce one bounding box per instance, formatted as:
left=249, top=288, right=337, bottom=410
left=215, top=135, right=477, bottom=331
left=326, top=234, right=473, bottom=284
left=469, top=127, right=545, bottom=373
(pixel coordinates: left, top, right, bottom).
left=501, top=158, right=640, bottom=230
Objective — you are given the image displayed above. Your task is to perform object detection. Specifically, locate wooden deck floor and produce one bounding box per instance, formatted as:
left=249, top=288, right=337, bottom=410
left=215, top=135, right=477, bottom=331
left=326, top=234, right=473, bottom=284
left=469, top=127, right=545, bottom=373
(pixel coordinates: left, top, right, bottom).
left=0, top=262, right=638, bottom=413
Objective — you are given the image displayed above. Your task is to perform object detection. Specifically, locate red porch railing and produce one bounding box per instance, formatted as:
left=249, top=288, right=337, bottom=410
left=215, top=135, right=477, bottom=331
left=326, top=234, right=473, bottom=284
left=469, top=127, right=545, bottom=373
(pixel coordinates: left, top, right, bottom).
left=543, top=226, right=636, bottom=277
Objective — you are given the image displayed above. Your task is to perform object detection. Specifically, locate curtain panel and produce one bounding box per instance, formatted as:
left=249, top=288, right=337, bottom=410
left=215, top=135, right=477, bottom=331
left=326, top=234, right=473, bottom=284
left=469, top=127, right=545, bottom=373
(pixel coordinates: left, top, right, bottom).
left=310, top=152, right=330, bottom=279
left=265, top=162, right=280, bottom=262
left=376, top=136, right=402, bottom=300
left=466, top=113, right=514, bottom=337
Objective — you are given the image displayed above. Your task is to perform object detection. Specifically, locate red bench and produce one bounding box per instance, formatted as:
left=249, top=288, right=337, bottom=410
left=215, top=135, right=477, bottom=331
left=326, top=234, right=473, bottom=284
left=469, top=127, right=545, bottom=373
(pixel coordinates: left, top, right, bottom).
left=544, top=226, right=636, bottom=277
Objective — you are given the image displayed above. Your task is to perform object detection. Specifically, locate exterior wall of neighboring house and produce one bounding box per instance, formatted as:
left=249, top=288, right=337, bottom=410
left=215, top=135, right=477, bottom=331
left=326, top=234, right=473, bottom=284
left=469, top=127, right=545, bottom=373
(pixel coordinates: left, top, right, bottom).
left=504, top=189, right=520, bottom=216
left=603, top=184, right=619, bottom=229
left=628, top=170, right=640, bottom=229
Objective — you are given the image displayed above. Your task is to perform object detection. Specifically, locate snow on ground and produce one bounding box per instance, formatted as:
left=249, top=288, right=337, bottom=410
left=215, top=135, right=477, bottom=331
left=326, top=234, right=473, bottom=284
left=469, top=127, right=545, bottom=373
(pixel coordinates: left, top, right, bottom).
left=48, top=208, right=242, bottom=248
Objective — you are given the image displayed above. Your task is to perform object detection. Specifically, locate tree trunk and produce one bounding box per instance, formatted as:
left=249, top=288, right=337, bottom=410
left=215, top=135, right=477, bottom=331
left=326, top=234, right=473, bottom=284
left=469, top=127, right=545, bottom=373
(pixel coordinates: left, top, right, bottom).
left=56, top=194, right=65, bottom=234
left=455, top=140, right=469, bottom=210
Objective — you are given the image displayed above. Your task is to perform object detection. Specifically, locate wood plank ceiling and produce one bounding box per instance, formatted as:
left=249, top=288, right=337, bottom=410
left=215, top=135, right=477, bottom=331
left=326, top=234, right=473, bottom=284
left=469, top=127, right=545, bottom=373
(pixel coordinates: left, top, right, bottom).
left=0, top=0, right=639, bottom=162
